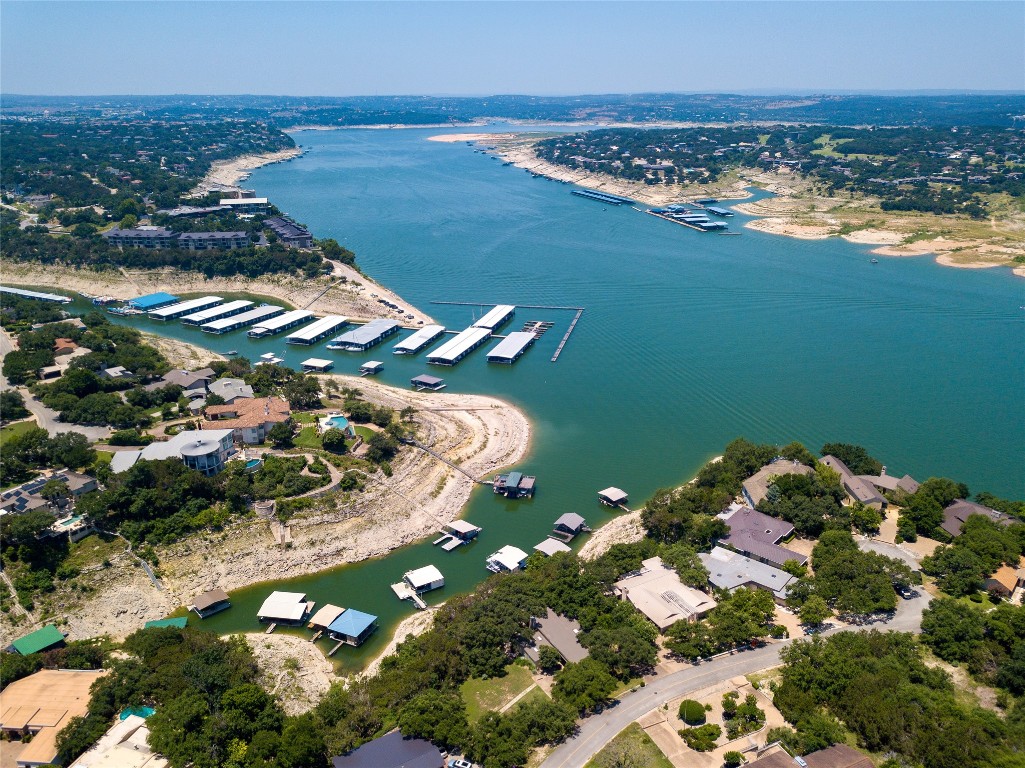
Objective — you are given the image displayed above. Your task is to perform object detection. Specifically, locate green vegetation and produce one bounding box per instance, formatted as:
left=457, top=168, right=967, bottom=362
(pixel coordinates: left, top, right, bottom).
left=774, top=631, right=1025, bottom=768
left=0, top=427, right=95, bottom=485
left=922, top=515, right=1025, bottom=597
left=721, top=691, right=765, bottom=739
left=678, top=698, right=706, bottom=725
left=678, top=722, right=721, bottom=751
left=0, top=390, right=30, bottom=423
left=664, top=586, right=777, bottom=660
left=585, top=723, right=674, bottom=768
left=460, top=662, right=535, bottom=722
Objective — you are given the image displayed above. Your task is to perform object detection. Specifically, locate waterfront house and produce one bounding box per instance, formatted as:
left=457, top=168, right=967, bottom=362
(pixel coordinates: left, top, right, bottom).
left=219, top=197, right=269, bottom=213
left=820, top=455, right=887, bottom=510
left=940, top=499, right=1012, bottom=538
left=109, top=429, right=236, bottom=476
left=700, top=546, right=796, bottom=604
left=257, top=591, right=313, bottom=625
left=0, top=669, right=106, bottom=768
left=205, top=396, right=291, bottom=444
left=741, top=459, right=813, bottom=508
left=327, top=609, right=378, bottom=646
left=857, top=466, right=920, bottom=496
left=103, top=226, right=177, bottom=249
left=403, top=565, right=445, bottom=594
left=614, top=556, right=717, bottom=630
left=189, top=588, right=231, bottom=618
left=207, top=377, right=255, bottom=403
left=528, top=608, right=588, bottom=663
left=486, top=545, right=529, bottom=573
left=1, top=470, right=99, bottom=517
left=53, top=337, right=78, bottom=356
left=720, top=505, right=807, bottom=569
left=331, top=729, right=444, bottom=768
left=145, top=367, right=214, bottom=397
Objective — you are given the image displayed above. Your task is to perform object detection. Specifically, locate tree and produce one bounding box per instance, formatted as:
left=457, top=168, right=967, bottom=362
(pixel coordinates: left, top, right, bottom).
left=320, top=428, right=347, bottom=454
left=553, top=658, right=617, bottom=714
left=851, top=503, right=883, bottom=535
left=396, top=690, right=469, bottom=751
left=39, top=478, right=70, bottom=504
left=205, top=393, right=226, bottom=407
left=0, top=390, right=30, bottom=423
left=400, top=405, right=416, bottom=422
left=267, top=422, right=293, bottom=448
left=537, top=645, right=564, bottom=674
left=819, top=443, right=883, bottom=475
left=724, top=750, right=746, bottom=767
left=800, top=596, right=831, bottom=627
left=660, top=543, right=710, bottom=588
left=921, top=598, right=985, bottom=662
left=678, top=699, right=706, bottom=725
left=48, top=431, right=96, bottom=469
left=679, top=723, right=721, bottom=751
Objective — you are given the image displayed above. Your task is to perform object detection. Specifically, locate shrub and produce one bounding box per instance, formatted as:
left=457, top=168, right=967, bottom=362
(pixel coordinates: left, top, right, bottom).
left=724, top=751, right=746, bottom=768
left=108, top=428, right=154, bottom=446
left=678, top=699, right=706, bottom=725
left=679, top=723, right=721, bottom=751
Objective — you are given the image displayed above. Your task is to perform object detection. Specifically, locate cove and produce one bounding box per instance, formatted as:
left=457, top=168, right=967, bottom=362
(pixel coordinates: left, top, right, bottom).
left=101, top=125, right=1023, bottom=672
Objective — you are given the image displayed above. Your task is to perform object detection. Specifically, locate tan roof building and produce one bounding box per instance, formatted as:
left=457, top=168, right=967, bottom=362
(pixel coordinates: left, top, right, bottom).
left=985, top=565, right=1019, bottom=598
left=742, top=459, right=813, bottom=507
left=205, top=396, right=291, bottom=444
left=0, top=668, right=106, bottom=767
left=614, top=556, right=717, bottom=629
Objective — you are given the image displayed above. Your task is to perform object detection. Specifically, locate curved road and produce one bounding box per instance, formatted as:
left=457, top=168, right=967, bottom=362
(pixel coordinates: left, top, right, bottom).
left=542, top=581, right=931, bottom=768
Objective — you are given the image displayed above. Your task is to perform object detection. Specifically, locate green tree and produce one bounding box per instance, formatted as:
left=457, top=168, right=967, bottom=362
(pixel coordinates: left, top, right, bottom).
left=537, top=645, right=564, bottom=674
left=320, top=428, right=347, bottom=454
left=799, top=595, right=831, bottom=627
left=396, top=690, right=470, bottom=751
left=267, top=422, right=294, bottom=448
left=553, top=658, right=617, bottom=714
left=678, top=699, right=706, bottom=725
left=819, top=443, right=883, bottom=475
left=0, top=389, right=30, bottom=422
left=921, top=598, right=986, bottom=662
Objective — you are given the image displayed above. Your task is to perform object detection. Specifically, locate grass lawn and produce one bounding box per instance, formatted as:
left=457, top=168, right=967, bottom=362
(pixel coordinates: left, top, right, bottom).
left=62, top=533, right=126, bottom=571
left=0, top=419, right=36, bottom=446
left=583, top=723, right=674, bottom=768
left=293, top=426, right=324, bottom=450
left=461, top=663, right=535, bottom=723
left=610, top=677, right=643, bottom=698
left=293, top=412, right=317, bottom=424
left=353, top=425, right=375, bottom=440
left=511, top=685, right=550, bottom=710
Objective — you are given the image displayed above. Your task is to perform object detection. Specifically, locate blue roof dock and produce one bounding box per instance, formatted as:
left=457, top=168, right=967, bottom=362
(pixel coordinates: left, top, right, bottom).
left=327, top=609, right=378, bottom=646
left=127, top=292, right=179, bottom=310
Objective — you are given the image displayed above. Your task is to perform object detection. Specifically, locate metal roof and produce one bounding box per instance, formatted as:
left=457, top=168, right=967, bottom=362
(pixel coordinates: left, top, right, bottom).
left=202, top=305, right=283, bottom=332
left=11, top=624, right=64, bottom=655
left=426, top=326, right=491, bottom=363
left=472, top=304, right=516, bottom=330
left=331, top=319, right=400, bottom=347
left=308, top=604, right=346, bottom=628
left=250, top=309, right=315, bottom=335
left=598, top=487, right=628, bottom=503
left=0, top=285, right=73, bottom=304
left=411, top=374, right=444, bottom=386
left=486, top=331, right=535, bottom=362
left=554, top=513, right=586, bottom=531
left=535, top=538, right=572, bottom=556
left=393, top=324, right=446, bottom=353
left=331, top=730, right=443, bottom=768
left=127, top=291, right=178, bottom=309
left=328, top=609, right=378, bottom=637
left=487, top=545, right=528, bottom=571
left=301, top=358, right=333, bottom=370
left=257, top=591, right=309, bottom=622
left=148, top=295, right=223, bottom=319
left=286, top=315, right=349, bottom=343
left=404, top=565, right=444, bottom=590
left=181, top=299, right=253, bottom=324
left=700, top=546, right=796, bottom=600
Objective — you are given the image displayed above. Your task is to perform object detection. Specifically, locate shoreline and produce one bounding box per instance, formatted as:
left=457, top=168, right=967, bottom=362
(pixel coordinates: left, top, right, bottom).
left=0, top=262, right=436, bottom=328
left=190, top=147, right=303, bottom=195
left=46, top=371, right=531, bottom=644
left=431, top=132, right=1024, bottom=276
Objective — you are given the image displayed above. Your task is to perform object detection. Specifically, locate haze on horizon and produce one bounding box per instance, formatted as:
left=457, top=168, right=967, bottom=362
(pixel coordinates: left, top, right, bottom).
left=2, top=1, right=1023, bottom=97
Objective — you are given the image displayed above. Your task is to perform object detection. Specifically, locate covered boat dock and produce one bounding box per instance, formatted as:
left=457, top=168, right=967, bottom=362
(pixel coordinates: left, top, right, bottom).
left=148, top=295, right=222, bottom=320
left=486, top=331, right=536, bottom=364
left=0, top=285, right=72, bottom=305
left=286, top=314, right=349, bottom=345
left=202, top=305, right=283, bottom=334
left=426, top=326, right=492, bottom=365
left=411, top=374, right=446, bottom=391
left=393, top=324, right=446, bottom=355
left=327, top=319, right=400, bottom=351
left=181, top=299, right=252, bottom=326
left=472, top=304, right=516, bottom=331
left=248, top=309, right=315, bottom=338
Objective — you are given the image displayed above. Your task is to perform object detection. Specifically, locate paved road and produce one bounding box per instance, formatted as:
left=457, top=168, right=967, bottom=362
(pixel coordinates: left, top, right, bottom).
left=541, top=589, right=931, bottom=768
left=857, top=536, right=922, bottom=568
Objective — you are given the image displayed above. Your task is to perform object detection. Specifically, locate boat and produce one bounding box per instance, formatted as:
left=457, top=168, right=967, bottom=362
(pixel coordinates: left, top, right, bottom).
left=226, top=350, right=238, bottom=355
left=871, top=258, right=879, bottom=264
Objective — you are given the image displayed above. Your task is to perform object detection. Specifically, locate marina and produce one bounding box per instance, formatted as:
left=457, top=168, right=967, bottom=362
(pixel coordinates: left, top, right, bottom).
left=471, top=303, right=516, bottom=330
left=285, top=314, right=349, bottom=345
left=392, top=324, right=446, bottom=354
left=570, top=188, right=635, bottom=205
left=248, top=309, right=316, bottom=338
left=425, top=326, right=492, bottom=365
left=181, top=299, right=253, bottom=326
left=486, top=331, right=536, bottom=364
left=201, top=305, right=283, bottom=334
left=0, top=285, right=73, bottom=304
left=126, top=292, right=179, bottom=310
left=647, top=209, right=729, bottom=231
left=147, top=295, right=222, bottom=320
left=705, top=206, right=735, bottom=217
left=326, top=318, right=401, bottom=351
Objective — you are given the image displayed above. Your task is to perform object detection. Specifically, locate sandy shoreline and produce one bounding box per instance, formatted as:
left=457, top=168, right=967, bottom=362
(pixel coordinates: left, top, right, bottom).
left=42, top=372, right=529, bottom=644
left=190, top=147, right=303, bottom=195
left=0, top=262, right=436, bottom=327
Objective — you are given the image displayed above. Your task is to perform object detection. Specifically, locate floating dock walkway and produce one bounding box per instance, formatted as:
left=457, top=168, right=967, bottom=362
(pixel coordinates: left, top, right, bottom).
left=571, top=188, right=635, bottom=206
left=431, top=301, right=585, bottom=363
left=552, top=309, right=583, bottom=362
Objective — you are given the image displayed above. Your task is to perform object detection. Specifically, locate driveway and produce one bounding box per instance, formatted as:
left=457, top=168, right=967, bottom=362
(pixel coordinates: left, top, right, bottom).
left=541, top=590, right=931, bottom=768
left=856, top=536, right=922, bottom=568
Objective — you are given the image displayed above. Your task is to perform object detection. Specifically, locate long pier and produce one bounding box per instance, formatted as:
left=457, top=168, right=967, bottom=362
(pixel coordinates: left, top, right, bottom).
left=551, top=308, right=583, bottom=362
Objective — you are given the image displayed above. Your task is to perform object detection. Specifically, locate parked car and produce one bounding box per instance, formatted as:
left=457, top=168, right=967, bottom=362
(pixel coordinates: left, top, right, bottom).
left=448, top=759, right=474, bottom=768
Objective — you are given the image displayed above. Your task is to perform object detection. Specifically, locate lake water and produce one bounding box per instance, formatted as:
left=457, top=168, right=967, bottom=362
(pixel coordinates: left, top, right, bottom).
left=102, top=125, right=1024, bottom=671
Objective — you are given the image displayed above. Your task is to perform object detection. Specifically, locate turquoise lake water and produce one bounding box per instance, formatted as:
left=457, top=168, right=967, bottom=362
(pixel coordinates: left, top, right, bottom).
left=96, top=125, right=1023, bottom=671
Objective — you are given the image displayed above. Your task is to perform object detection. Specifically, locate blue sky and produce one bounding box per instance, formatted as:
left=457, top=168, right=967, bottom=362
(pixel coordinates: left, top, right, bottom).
left=2, top=1, right=1023, bottom=95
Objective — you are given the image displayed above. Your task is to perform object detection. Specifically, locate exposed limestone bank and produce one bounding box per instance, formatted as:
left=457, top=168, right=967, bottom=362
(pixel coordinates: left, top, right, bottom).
left=358, top=607, right=440, bottom=682
left=576, top=510, right=645, bottom=561
left=0, top=262, right=435, bottom=327
left=140, top=332, right=227, bottom=369
left=436, top=133, right=1024, bottom=275
left=55, top=375, right=530, bottom=641
left=245, top=632, right=335, bottom=715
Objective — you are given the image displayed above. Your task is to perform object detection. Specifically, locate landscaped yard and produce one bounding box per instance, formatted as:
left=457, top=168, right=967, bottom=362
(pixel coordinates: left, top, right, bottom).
left=584, top=723, right=674, bottom=768
left=353, top=425, right=376, bottom=440
left=293, top=426, right=323, bottom=450
left=0, top=419, right=36, bottom=446
left=460, top=662, right=536, bottom=722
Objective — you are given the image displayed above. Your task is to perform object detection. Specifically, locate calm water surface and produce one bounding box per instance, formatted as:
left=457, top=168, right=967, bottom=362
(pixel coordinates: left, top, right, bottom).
left=106, top=125, right=1024, bottom=670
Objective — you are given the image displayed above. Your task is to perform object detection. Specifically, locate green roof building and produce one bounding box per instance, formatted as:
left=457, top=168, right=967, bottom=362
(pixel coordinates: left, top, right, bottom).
left=11, top=624, right=65, bottom=655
